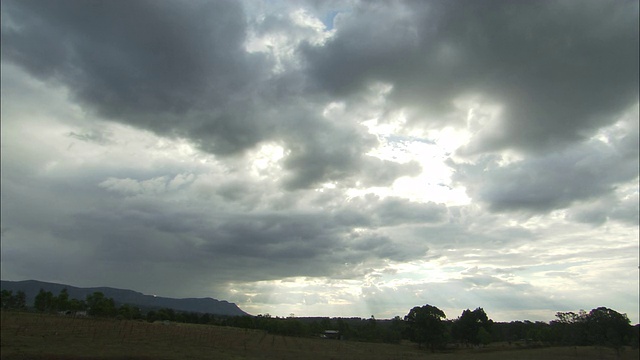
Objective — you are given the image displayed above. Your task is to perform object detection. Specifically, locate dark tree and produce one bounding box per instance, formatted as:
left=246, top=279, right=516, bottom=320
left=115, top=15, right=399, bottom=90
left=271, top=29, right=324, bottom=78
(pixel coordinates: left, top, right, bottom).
left=55, top=288, right=70, bottom=311
left=404, top=304, right=447, bottom=352
left=586, top=307, right=632, bottom=352
left=34, top=289, right=55, bottom=312
left=14, top=291, right=27, bottom=309
left=336, top=318, right=351, bottom=339
left=86, top=292, right=116, bottom=317
left=146, top=310, right=158, bottom=322
left=156, top=308, right=176, bottom=321
left=551, top=310, right=589, bottom=345
left=200, top=313, right=212, bottom=324
left=550, top=307, right=632, bottom=350
left=68, top=298, right=87, bottom=312
left=386, top=316, right=405, bottom=344
left=452, top=307, right=493, bottom=346
left=118, top=304, right=142, bottom=320
left=1, top=290, right=15, bottom=309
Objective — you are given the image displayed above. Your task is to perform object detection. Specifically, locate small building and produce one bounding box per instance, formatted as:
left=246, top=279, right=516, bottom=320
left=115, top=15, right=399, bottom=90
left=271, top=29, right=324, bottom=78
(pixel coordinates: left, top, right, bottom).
left=321, top=330, right=342, bottom=340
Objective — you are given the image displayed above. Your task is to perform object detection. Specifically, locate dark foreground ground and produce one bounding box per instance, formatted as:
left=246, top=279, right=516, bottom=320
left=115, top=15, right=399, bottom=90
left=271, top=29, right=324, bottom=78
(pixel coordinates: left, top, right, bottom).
left=2, top=311, right=638, bottom=360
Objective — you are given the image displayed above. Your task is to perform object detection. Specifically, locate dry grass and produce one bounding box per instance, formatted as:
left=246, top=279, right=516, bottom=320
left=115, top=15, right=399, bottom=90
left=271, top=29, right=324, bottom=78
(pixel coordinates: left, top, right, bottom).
left=2, top=311, right=637, bottom=360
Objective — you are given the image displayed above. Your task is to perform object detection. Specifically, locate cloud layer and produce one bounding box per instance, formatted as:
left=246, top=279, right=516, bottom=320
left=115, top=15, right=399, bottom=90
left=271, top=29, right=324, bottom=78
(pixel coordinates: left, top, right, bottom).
left=1, top=0, right=638, bottom=322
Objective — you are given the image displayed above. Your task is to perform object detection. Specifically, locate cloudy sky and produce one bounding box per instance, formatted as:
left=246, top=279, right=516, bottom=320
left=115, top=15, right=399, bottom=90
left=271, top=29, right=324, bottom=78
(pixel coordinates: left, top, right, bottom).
left=1, top=0, right=638, bottom=323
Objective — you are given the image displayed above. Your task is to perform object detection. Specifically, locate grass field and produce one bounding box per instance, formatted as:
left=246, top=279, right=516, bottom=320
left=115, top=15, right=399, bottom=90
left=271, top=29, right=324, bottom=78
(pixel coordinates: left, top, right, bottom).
left=1, top=311, right=638, bottom=359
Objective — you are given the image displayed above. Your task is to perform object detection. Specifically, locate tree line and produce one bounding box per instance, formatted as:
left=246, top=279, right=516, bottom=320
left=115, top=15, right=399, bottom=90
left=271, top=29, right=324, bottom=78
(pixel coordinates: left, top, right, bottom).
left=2, top=289, right=637, bottom=352
left=403, top=304, right=638, bottom=354
left=2, top=288, right=133, bottom=318
left=1, top=289, right=26, bottom=310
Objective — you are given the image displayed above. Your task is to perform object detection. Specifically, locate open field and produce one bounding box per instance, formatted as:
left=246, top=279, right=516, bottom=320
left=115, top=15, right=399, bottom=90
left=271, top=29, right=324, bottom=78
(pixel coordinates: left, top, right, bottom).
left=2, top=311, right=638, bottom=360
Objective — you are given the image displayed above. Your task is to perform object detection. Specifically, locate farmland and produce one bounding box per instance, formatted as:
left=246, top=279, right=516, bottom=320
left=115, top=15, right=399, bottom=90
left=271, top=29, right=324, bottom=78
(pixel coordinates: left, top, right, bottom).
left=1, top=311, right=637, bottom=360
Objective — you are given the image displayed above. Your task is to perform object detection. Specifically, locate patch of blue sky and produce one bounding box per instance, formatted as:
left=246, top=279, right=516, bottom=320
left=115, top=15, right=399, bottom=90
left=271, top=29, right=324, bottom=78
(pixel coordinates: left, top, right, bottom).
left=520, top=261, right=591, bottom=275
left=322, top=10, right=340, bottom=30
left=382, top=134, right=436, bottom=145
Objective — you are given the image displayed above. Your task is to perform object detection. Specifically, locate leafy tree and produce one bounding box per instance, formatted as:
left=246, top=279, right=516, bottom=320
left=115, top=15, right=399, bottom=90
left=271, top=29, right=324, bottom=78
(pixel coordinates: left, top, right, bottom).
left=14, top=291, right=27, bottom=309
left=68, top=298, right=87, bottom=312
left=386, top=316, right=405, bottom=344
left=55, top=288, right=70, bottom=311
left=118, top=304, right=142, bottom=320
left=146, top=310, right=158, bottom=322
left=200, top=313, right=212, bottom=324
left=360, top=315, right=380, bottom=341
left=404, top=304, right=447, bottom=352
left=550, top=307, right=631, bottom=350
left=478, top=327, right=492, bottom=345
left=319, top=317, right=332, bottom=331
left=156, top=307, right=176, bottom=321
left=34, top=289, right=55, bottom=312
left=86, top=292, right=116, bottom=317
left=633, top=324, right=639, bottom=349
left=309, top=320, right=322, bottom=335
left=281, top=318, right=306, bottom=336
left=178, top=311, right=200, bottom=324
left=551, top=310, right=589, bottom=345
left=452, top=307, right=493, bottom=346
left=586, top=307, right=631, bottom=352
left=1, top=290, right=15, bottom=309
left=527, top=321, right=553, bottom=343
left=336, top=318, right=351, bottom=338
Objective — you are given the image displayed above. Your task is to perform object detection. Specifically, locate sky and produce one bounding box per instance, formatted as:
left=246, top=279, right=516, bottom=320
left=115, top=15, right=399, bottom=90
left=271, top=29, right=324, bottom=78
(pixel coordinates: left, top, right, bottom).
left=1, top=0, right=638, bottom=323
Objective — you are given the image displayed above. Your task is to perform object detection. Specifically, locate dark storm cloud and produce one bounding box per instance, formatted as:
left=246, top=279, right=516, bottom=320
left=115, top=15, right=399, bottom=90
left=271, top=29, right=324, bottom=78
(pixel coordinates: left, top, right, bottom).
left=302, top=0, right=639, bottom=154
left=199, top=213, right=342, bottom=261
left=2, top=0, right=638, bottom=320
left=1, top=0, right=269, bottom=155
left=281, top=118, right=421, bottom=189
left=280, top=113, right=379, bottom=189
left=1, top=0, right=419, bottom=188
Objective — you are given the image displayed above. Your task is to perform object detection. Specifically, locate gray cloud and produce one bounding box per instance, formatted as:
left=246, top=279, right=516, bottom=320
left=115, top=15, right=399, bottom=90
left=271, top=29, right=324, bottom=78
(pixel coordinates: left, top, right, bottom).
left=302, top=0, right=639, bottom=154
left=1, top=0, right=420, bottom=189
left=567, top=191, right=639, bottom=226
left=1, top=0, right=256, bottom=116
left=451, top=117, right=639, bottom=213
left=343, top=195, right=447, bottom=227
left=0, top=144, right=443, bottom=293
left=356, top=275, right=575, bottom=321
left=2, top=0, right=282, bottom=157
left=1, top=0, right=637, bottom=322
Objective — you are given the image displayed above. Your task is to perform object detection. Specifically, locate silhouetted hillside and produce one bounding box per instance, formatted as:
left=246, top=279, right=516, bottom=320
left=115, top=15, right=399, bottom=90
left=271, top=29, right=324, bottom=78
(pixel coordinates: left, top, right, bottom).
left=0, top=279, right=248, bottom=316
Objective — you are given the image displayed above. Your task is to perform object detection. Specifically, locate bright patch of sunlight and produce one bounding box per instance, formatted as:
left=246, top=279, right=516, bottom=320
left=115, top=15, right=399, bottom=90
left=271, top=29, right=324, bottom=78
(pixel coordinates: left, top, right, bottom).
left=356, top=115, right=473, bottom=206
left=250, top=142, right=285, bottom=178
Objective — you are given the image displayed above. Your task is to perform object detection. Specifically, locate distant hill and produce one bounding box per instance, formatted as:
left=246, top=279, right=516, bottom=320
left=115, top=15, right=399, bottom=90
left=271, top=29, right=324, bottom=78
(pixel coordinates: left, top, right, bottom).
left=0, top=279, right=248, bottom=316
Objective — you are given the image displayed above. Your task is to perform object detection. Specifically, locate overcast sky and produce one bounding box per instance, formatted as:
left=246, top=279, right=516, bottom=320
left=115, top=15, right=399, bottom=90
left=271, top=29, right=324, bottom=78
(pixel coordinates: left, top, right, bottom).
left=1, top=0, right=638, bottom=323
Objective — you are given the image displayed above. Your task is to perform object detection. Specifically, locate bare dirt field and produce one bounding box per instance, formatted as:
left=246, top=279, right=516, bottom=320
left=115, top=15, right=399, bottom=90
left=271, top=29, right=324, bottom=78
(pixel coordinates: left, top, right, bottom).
left=2, top=311, right=637, bottom=360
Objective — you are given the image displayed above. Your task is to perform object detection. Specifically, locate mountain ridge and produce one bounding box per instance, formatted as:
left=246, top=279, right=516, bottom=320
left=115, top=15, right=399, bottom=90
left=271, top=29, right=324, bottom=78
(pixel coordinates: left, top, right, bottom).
left=0, top=279, right=248, bottom=316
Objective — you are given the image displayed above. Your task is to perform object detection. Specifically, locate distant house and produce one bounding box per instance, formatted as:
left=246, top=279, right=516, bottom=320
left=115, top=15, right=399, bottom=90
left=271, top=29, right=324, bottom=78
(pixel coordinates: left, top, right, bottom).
left=321, top=330, right=342, bottom=340
left=58, top=310, right=86, bottom=317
